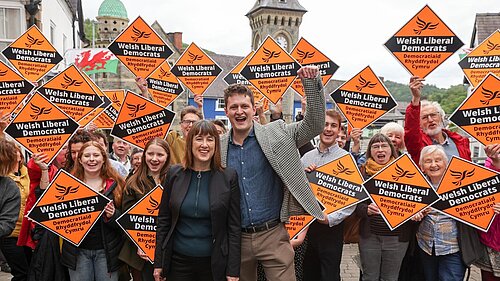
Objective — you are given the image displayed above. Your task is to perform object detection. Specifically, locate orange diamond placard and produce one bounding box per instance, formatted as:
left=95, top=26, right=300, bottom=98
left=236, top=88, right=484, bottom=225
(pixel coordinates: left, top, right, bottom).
left=93, top=89, right=126, bottom=129
left=146, top=61, right=184, bottom=107
left=240, top=36, right=300, bottom=104
left=285, top=215, right=315, bottom=240
left=224, top=51, right=269, bottom=112
left=108, top=16, right=173, bottom=78
left=117, top=185, right=163, bottom=263
left=384, top=5, right=463, bottom=78
left=330, top=66, right=397, bottom=130
left=459, top=30, right=500, bottom=87
left=433, top=156, right=499, bottom=232
left=290, top=38, right=339, bottom=97
left=37, top=65, right=104, bottom=124
left=0, top=60, right=34, bottom=115
left=171, top=43, right=222, bottom=95
left=4, top=92, right=79, bottom=164
left=363, top=154, right=440, bottom=230
left=111, top=91, right=175, bottom=149
left=307, top=154, right=368, bottom=215
left=27, top=170, right=110, bottom=246
left=2, top=25, right=63, bottom=81
left=448, top=73, right=500, bottom=146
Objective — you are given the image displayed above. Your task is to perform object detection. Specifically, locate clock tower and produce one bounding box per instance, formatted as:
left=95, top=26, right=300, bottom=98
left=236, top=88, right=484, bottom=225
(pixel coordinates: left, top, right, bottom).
left=246, top=0, right=307, bottom=52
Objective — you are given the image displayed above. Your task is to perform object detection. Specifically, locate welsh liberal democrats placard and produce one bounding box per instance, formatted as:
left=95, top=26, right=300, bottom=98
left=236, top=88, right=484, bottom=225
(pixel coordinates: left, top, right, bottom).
left=363, top=154, right=440, bottom=230
left=459, top=30, right=500, bottom=87
left=330, top=66, right=397, bottom=130
left=448, top=73, right=500, bottom=146
left=307, top=154, right=368, bottom=215
left=384, top=5, right=463, bottom=78
left=285, top=215, right=316, bottom=240
left=111, top=91, right=175, bottom=149
left=79, top=74, right=112, bottom=128
left=27, top=170, right=110, bottom=246
left=433, top=156, right=499, bottom=232
left=240, top=36, right=300, bottom=104
left=37, top=65, right=104, bottom=124
left=171, top=43, right=222, bottom=96
left=290, top=38, right=339, bottom=97
left=93, top=89, right=126, bottom=129
left=2, top=25, right=62, bottom=81
left=108, top=16, right=173, bottom=78
left=4, top=92, right=79, bottom=164
left=117, top=185, right=163, bottom=263
left=0, top=60, right=34, bottom=114
left=146, top=61, right=184, bottom=107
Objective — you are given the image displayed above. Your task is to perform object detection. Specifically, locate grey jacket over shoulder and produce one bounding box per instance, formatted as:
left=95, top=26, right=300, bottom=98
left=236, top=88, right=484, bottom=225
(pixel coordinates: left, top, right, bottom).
left=220, top=76, right=325, bottom=221
left=0, top=176, right=21, bottom=237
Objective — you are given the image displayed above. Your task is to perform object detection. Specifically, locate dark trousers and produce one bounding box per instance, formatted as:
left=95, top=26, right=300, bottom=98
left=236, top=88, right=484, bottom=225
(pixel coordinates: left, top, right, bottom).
left=0, top=236, right=31, bottom=281
left=167, top=252, right=213, bottom=281
left=419, top=246, right=465, bottom=281
left=303, top=221, right=344, bottom=281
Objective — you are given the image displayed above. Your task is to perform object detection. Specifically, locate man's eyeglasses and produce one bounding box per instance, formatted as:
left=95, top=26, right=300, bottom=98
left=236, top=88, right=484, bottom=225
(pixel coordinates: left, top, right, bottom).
left=421, top=112, right=440, bottom=121
left=181, top=120, right=197, bottom=125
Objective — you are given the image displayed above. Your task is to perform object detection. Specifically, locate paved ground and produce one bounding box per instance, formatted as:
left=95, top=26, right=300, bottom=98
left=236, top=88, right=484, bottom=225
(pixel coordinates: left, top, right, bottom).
left=0, top=244, right=483, bottom=280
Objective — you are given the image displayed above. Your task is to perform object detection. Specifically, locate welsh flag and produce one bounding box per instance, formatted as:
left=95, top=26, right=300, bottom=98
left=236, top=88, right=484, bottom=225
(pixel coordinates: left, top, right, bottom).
left=65, top=48, right=119, bottom=75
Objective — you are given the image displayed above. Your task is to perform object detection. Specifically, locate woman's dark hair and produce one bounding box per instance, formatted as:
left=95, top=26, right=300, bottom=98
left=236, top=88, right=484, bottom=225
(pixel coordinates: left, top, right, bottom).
left=64, top=130, right=94, bottom=171
left=0, top=140, right=18, bottom=176
left=183, top=120, right=223, bottom=171
left=366, top=133, right=399, bottom=161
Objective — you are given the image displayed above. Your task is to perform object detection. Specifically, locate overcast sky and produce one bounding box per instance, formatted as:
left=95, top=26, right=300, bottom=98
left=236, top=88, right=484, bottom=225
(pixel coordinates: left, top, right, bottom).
left=84, top=0, right=499, bottom=88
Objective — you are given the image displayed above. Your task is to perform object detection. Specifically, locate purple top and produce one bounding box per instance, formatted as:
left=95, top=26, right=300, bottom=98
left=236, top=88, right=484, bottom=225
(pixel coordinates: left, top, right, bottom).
left=481, top=158, right=500, bottom=252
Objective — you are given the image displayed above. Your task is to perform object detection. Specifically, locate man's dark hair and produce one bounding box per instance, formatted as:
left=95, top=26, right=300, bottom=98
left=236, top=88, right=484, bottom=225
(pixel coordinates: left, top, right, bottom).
left=223, top=84, right=254, bottom=106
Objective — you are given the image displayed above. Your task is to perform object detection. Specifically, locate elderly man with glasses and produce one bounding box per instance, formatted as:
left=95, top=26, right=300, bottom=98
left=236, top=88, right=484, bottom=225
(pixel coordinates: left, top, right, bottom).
left=405, top=76, right=471, bottom=165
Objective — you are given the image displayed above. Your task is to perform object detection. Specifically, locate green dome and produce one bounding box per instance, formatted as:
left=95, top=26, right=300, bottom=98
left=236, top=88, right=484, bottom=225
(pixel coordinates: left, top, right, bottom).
left=98, top=0, right=128, bottom=20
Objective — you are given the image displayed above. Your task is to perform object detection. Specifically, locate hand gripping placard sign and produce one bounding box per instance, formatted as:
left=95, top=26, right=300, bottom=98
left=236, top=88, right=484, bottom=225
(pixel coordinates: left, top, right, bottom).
left=117, top=185, right=163, bottom=263
left=27, top=170, right=110, bottom=246
left=432, top=156, right=499, bottom=232
left=363, top=154, right=440, bottom=230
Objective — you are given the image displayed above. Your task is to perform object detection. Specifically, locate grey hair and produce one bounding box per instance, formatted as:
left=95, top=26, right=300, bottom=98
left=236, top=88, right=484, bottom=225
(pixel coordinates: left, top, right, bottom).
left=421, top=100, right=447, bottom=126
left=419, top=145, right=448, bottom=167
left=380, top=122, right=404, bottom=136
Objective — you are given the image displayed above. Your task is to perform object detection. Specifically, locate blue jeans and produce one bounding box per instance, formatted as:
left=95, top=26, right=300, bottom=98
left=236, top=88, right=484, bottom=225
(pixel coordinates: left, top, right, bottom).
left=68, top=249, right=118, bottom=281
left=418, top=246, right=466, bottom=281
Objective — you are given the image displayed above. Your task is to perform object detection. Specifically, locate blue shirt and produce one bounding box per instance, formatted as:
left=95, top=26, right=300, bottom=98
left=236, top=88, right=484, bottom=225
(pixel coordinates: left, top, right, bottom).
left=228, top=127, right=283, bottom=228
left=433, top=132, right=460, bottom=162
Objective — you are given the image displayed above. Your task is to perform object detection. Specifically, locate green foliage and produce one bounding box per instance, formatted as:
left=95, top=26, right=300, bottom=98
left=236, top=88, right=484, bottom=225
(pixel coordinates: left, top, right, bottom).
left=84, top=19, right=95, bottom=45
left=384, top=80, right=467, bottom=114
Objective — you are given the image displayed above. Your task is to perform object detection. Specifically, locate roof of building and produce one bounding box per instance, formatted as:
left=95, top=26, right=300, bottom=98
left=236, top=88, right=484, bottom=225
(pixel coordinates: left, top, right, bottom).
left=470, top=13, right=500, bottom=46
left=202, top=53, right=245, bottom=97
left=246, top=0, right=307, bottom=16
left=98, top=0, right=128, bottom=20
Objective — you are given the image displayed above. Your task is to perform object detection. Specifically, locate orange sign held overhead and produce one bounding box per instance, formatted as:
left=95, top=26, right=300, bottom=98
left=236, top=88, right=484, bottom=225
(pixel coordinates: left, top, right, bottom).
left=285, top=215, right=316, bottom=240
left=363, top=154, right=440, bottom=230
left=459, top=30, right=500, bottom=87
left=37, top=65, right=104, bottom=124
left=93, top=90, right=126, bottom=129
left=448, top=73, right=500, bottom=146
left=111, top=91, right=175, bottom=149
left=290, top=38, right=339, bottom=97
left=27, top=170, right=110, bottom=246
left=223, top=51, right=269, bottom=112
left=4, top=92, right=79, bottom=164
left=171, top=43, right=222, bottom=95
left=307, top=154, right=368, bottom=215
left=2, top=25, right=63, bottom=81
left=433, top=156, right=499, bottom=232
left=0, top=60, right=34, bottom=114
left=117, top=185, right=163, bottom=263
left=384, top=5, right=463, bottom=78
left=240, top=36, right=300, bottom=104
left=330, top=66, right=397, bottom=130
left=108, top=16, right=173, bottom=78
left=146, top=61, right=184, bottom=107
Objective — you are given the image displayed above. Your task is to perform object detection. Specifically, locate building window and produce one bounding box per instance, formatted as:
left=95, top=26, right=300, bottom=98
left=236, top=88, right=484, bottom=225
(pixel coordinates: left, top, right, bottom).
left=215, top=98, right=225, bottom=111
left=215, top=116, right=230, bottom=129
left=62, top=34, right=67, bottom=52
left=473, top=146, right=479, bottom=158
left=0, top=5, right=23, bottom=51
left=279, top=0, right=286, bottom=3
left=50, top=21, right=56, bottom=44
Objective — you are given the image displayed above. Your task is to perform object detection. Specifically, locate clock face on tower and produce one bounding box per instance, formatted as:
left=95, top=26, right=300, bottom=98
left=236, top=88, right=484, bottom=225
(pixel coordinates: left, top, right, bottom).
left=275, top=35, right=288, bottom=50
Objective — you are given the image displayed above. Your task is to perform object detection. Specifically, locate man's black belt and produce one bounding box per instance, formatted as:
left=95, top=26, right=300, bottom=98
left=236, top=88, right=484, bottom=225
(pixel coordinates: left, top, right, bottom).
left=241, top=219, right=280, bottom=233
